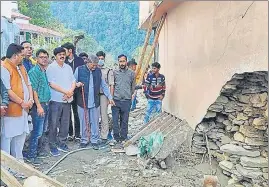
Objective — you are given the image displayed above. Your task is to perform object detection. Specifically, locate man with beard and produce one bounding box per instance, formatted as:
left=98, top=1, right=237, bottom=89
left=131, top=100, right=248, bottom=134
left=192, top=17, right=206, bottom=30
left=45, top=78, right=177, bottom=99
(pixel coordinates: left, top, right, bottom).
left=61, top=42, right=84, bottom=142
left=24, top=49, right=51, bottom=165
left=75, top=55, right=114, bottom=149
left=1, top=43, right=34, bottom=161
left=21, top=41, right=34, bottom=73
left=111, top=54, right=136, bottom=148
left=46, top=47, right=76, bottom=156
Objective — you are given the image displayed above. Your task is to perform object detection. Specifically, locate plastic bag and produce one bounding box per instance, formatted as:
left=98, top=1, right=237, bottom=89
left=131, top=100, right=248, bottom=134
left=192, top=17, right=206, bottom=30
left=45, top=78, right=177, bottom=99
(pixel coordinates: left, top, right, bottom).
left=138, top=131, right=164, bottom=158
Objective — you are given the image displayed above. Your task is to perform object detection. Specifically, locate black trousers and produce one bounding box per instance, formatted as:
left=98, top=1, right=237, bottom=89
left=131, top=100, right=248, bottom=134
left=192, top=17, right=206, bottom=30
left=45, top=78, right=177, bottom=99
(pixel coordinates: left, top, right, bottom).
left=68, top=91, right=80, bottom=137
left=111, top=100, right=132, bottom=141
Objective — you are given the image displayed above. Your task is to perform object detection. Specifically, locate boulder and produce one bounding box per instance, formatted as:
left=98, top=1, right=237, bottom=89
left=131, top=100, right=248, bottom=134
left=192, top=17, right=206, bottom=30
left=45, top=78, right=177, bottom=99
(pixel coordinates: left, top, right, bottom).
left=240, top=156, right=268, bottom=168
left=234, top=132, right=245, bottom=142
left=220, top=144, right=260, bottom=157
left=239, top=125, right=264, bottom=138
left=235, top=164, right=263, bottom=179
left=219, top=160, right=234, bottom=171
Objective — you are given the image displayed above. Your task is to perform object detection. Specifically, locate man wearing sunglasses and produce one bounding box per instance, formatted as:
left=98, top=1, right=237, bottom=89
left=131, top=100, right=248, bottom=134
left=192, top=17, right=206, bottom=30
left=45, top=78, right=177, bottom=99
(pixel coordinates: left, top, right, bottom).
left=21, top=41, right=34, bottom=73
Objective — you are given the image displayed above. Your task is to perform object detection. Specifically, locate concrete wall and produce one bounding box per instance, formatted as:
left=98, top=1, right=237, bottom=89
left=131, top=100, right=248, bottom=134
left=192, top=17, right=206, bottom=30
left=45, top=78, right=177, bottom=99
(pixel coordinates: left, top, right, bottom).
left=158, top=1, right=268, bottom=129
left=139, top=1, right=150, bottom=26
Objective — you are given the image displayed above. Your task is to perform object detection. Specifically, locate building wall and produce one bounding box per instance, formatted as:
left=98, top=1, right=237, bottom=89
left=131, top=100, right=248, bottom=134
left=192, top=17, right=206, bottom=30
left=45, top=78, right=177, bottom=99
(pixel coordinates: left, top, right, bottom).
left=1, top=1, right=18, bottom=19
left=158, top=1, right=268, bottom=129
left=139, top=1, right=150, bottom=27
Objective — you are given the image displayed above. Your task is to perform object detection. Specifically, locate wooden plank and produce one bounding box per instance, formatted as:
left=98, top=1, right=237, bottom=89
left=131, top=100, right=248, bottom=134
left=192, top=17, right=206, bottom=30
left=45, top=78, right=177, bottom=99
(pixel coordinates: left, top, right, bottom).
left=135, top=112, right=167, bottom=135
left=124, top=114, right=171, bottom=147
left=155, top=120, right=189, bottom=160
left=159, top=118, right=180, bottom=134
left=137, top=13, right=167, bottom=85
left=135, top=1, right=158, bottom=79
left=1, top=167, right=23, bottom=187
left=1, top=151, right=64, bottom=187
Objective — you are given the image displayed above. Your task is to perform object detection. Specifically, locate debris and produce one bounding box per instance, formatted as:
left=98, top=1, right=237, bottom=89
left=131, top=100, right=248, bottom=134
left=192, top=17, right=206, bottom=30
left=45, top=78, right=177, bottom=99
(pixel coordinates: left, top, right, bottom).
left=125, top=145, right=139, bottom=156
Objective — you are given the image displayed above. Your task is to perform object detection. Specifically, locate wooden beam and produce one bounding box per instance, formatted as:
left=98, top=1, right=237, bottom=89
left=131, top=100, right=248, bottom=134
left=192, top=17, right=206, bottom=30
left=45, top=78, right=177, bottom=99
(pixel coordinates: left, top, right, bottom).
left=1, top=151, right=64, bottom=187
left=137, top=13, right=167, bottom=85
left=124, top=113, right=171, bottom=147
left=155, top=120, right=189, bottom=160
left=135, top=1, right=158, bottom=79
left=1, top=166, right=23, bottom=187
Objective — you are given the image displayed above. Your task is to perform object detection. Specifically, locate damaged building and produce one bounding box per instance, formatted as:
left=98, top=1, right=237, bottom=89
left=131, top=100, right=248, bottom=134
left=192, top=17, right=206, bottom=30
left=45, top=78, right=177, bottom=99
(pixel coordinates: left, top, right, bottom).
left=139, top=1, right=268, bottom=186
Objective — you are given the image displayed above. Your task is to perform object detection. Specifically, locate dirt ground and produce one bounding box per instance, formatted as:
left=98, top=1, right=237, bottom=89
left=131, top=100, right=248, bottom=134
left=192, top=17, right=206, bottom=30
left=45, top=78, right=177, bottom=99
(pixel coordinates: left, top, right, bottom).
left=30, top=91, right=230, bottom=187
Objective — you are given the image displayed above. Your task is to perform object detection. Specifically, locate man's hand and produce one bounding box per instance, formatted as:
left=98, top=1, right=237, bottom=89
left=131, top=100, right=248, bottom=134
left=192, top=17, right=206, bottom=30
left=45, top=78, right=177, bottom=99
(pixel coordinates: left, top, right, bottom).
left=62, top=94, right=69, bottom=101
left=0, top=106, right=7, bottom=116
left=159, top=95, right=164, bottom=100
left=27, top=100, right=34, bottom=109
left=21, top=101, right=30, bottom=110
left=66, top=90, right=74, bottom=98
left=132, top=94, right=135, bottom=101
left=76, top=82, right=84, bottom=88
left=37, top=106, right=45, bottom=117
left=109, top=99, right=116, bottom=106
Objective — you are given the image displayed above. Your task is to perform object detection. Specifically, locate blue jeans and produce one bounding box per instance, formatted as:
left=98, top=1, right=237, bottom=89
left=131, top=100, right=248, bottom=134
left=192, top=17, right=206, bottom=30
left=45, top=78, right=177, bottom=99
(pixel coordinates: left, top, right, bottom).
left=28, top=103, right=49, bottom=158
left=144, top=99, right=162, bottom=124
left=131, top=94, right=137, bottom=111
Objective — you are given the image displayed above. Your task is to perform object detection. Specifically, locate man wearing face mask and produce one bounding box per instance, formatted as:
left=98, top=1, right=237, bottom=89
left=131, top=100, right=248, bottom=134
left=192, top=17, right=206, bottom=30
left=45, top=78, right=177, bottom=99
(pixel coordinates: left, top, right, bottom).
left=75, top=55, right=115, bottom=149
left=111, top=54, right=136, bottom=149
left=61, top=42, right=84, bottom=142
left=96, top=51, right=114, bottom=143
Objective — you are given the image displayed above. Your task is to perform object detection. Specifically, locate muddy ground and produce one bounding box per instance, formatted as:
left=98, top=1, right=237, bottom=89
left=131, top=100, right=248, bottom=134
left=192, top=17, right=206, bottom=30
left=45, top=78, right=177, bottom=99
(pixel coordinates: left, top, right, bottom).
left=29, top=91, right=230, bottom=187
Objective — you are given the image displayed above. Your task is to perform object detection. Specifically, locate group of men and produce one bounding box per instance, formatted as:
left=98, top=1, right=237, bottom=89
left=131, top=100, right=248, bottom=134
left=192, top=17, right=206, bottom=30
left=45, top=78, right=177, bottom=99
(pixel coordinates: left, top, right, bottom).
left=0, top=41, right=166, bottom=166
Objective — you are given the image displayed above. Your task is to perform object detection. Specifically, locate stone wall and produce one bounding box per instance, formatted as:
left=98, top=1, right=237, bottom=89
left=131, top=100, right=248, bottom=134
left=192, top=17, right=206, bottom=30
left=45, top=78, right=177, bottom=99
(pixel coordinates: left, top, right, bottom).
left=192, top=71, right=268, bottom=187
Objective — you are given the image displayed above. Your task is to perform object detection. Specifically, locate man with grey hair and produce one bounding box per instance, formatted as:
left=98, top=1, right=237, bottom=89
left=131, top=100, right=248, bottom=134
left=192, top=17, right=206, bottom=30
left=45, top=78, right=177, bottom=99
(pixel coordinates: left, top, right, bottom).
left=74, top=54, right=115, bottom=149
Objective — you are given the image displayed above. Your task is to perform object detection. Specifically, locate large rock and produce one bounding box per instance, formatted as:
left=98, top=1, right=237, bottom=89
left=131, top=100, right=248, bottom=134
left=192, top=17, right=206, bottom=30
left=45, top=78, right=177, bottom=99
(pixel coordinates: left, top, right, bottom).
left=220, top=144, right=260, bottom=157
left=238, top=95, right=250, bottom=104
left=219, top=160, right=234, bottom=171
left=240, top=156, right=268, bottom=168
left=239, top=125, right=264, bottom=138
left=234, top=132, right=245, bottom=142
left=252, top=117, right=267, bottom=130
left=204, top=111, right=217, bottom=118
left=236, top=113, right=248, bottom=121
left=235, top=164, right=263, bottom=179
left=221, top=136, right=232, bottom=145
left=223, top=120, right=232, bottom=126
left=209, top=104, right=223, bottom=112
left=216, top=95, right=229, bottom=104
left=245, top=137, right=267, bottom=146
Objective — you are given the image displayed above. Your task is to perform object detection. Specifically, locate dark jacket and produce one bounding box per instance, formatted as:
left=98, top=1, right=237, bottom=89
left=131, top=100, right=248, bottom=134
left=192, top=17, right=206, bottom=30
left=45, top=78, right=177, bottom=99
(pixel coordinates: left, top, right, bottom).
left=65, top=54, right=85, bottom=73
left=76, top=65, right=102, bottom=108
left=1, top=79, right=9, bottom=106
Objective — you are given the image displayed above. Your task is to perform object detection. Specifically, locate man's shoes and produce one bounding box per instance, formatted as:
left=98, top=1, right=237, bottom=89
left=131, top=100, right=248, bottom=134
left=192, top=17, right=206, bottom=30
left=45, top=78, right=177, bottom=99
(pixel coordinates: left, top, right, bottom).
left=58, top=144, right=70, bottom=153
left=74, top=136, right=81, bottom=142
left=92, top=141, right=108, bottom=150
left=107, top=131, right=113, bottom=140
left=25, top=157, right=43, bottom=166
left=67, top=136, right=74, bottom=141
left=100, top=139, right=109, bottom=145
left=50, top=147, right=61, bottom=157
left=37, top=151, right=49, bottom=159
left=113, top=141, right=123, bottom=149
left=79, top=142, right=89, bottom=148
left=109, top=139, right=117, bottom=146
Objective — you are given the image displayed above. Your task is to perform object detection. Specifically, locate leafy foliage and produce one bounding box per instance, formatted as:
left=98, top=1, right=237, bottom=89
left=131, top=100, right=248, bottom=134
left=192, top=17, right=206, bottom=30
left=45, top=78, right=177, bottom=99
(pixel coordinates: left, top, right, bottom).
left=50, top=1, right=152, bottom=59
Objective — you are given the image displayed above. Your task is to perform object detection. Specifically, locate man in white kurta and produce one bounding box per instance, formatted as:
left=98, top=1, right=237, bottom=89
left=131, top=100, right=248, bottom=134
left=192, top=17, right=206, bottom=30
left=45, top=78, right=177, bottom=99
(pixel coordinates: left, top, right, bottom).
left=1, top=44, right=33, bottom=162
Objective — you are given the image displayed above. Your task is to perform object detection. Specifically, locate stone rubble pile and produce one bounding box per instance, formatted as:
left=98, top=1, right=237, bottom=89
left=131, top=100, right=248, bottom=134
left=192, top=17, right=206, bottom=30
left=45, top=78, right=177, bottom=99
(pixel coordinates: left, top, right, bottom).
left=192, top=71, right=268, bottom=187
